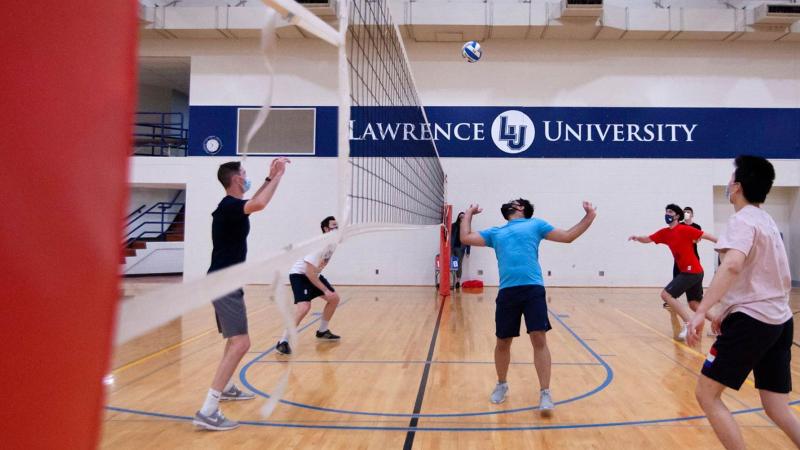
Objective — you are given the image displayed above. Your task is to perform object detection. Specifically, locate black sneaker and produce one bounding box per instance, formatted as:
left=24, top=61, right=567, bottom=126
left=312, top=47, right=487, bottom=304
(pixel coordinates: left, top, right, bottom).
left=276, top=340, right=292, bottom=355
left=455, top=282, right=461, bottom=289
left=316, top=329, right=340, bottom=340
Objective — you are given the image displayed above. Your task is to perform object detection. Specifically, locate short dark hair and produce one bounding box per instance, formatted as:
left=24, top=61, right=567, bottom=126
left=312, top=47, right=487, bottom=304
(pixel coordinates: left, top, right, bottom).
left=734, top=155, right=774, bottom=204
left=502, top=198, right=534, bottom=220
left=665, top=204, right=684, bottom=221
left=683, top=206, right=693, bottom=213
left=217, top=161, right=242, bottom=188
left=321, top=216, right=336, bottom=232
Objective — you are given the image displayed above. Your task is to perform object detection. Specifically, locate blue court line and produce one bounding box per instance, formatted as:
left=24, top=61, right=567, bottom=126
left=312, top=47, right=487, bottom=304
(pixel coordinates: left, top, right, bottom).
left=236, top=308, right=614, bottom=418
left=105, top=400, right=800, bottom=432
left=252, top=360, right=602, bottom=366
left=643, top=340, right=773, bottom=425
left=104, top=296, right=800, bottom=431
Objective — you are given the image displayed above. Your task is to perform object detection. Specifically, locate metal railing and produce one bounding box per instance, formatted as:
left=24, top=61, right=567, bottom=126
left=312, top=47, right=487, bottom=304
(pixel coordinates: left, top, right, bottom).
left=133, top=112, right=188, bottom=157
left=125, top=191, right=185, bottom=246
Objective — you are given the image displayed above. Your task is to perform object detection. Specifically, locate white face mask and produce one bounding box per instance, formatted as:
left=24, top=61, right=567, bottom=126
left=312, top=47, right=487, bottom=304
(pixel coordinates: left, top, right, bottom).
left=242, top=177, right=252, bottom=193
left=724, top=183, right=735, bottom=203
left=684, top=212, right=692, bottom=221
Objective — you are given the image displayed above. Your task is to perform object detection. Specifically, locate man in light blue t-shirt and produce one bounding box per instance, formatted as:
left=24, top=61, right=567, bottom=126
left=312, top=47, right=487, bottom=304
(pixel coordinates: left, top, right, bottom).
left=461, top=198, right=597, bottom=416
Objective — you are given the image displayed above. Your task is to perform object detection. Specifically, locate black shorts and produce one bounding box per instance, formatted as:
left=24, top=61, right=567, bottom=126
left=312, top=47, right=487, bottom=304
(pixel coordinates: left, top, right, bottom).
left=212, top=289, right=248, bottom=338
left=290, top=273, right=335, bottom=304
left=701, top=313, right=793, bottom=393
left=664, top=272, right=704, bottom=302
left=495, top=285, right=551, bottom=339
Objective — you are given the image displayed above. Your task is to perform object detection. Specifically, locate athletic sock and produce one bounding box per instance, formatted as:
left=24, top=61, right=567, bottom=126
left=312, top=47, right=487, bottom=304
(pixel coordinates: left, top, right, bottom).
left=223, top=380, right=235, bottom=392
left=279, top=330, right=289, bottom=343
left=200, top=388, right=221, bottom=416
left=319, top=319, right=330, bottom=333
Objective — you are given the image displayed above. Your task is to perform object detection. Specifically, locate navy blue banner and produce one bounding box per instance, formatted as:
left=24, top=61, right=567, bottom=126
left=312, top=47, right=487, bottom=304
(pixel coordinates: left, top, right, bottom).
left=189, top=106, right=800, bottom=159
left=188, top=106, right=338, bottom=157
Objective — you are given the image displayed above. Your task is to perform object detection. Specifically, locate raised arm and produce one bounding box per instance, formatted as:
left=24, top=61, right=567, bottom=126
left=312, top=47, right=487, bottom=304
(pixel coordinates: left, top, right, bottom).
left=244, top=157, right=290, bottom=215
left=545, top=201, right=597, bottom=243
left=459, top=204, right=487, bottom=247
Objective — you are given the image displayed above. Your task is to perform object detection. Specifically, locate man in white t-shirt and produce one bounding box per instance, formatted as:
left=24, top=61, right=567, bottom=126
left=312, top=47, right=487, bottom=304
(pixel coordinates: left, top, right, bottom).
left=276, top=216, right=339, bottom=355
left=687, top=156, right=799, bottom=449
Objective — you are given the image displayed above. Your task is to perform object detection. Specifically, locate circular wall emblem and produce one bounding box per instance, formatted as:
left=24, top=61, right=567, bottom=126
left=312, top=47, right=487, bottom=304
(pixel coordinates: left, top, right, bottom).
left=203, top=136, right=222, bottom=155
left=491, top=110, right=535, bottom=154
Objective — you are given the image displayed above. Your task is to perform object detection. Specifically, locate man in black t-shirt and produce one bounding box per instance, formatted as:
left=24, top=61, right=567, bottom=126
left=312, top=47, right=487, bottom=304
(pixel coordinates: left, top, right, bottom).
left=193, top=157, right=289, bottom=431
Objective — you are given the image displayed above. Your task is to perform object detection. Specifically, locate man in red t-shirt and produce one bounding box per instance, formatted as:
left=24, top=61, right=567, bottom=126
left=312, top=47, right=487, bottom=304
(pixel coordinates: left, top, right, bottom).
left=629, top=204, right=717, bottom=341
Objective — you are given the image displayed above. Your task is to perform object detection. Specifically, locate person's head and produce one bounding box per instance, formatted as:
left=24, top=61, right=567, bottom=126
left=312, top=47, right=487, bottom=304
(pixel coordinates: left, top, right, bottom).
left=727, top=155, right=775, bottom=206
left=665, top=204, right=683, bottom=226
left=455, top=212, right=465, bottom=224
left=321, top=216, right=338, bottom=233
left=501, top=198, right=534, bottom=220
left=683, top=206, right=694, bottom=223
left=217, top=161, right=250, bottom=194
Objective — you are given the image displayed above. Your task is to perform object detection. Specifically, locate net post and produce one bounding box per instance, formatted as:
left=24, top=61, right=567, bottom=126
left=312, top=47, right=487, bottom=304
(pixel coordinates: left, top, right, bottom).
left=439, top=204, right=453, bottom=297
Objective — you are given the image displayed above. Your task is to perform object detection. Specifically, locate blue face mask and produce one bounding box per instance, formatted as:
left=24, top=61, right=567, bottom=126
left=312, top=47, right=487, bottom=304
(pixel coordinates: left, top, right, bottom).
left=243, top=177, right=252, bottom=193
left=664, top=215, right=675, bottom=225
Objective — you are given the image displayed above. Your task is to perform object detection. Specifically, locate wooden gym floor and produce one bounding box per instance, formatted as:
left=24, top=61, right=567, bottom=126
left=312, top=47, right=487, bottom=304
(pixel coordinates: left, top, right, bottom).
left=102, top=278, right=800, bottom=449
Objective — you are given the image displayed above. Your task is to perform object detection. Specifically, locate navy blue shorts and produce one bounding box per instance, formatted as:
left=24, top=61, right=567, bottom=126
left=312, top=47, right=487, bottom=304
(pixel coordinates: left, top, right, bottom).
left=495, top=285, right=551, bottom=339
left=289, top=273, right=335, bottom=303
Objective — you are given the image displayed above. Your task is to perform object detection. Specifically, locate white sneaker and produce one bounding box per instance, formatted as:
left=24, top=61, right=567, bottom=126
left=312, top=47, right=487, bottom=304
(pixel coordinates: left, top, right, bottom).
left=490, top=383, right=508, bottom=404
left=677, top=323, right=688, bottom=341
left=539, top=389, right=554, bottom=417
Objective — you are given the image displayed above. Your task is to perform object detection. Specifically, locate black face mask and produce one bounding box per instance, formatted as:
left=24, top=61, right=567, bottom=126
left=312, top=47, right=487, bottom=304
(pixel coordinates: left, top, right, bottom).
left=501, top=203, right=520, bottom=219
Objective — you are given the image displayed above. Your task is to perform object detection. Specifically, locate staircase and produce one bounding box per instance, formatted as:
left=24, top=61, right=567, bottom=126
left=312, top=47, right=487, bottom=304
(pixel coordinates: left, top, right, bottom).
left=122, top=193, right=185, bottom=273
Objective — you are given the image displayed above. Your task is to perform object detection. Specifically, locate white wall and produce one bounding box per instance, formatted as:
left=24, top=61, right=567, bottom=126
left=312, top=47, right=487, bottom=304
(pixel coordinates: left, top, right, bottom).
left=124, top=242, right=185, bottom=275
left=791, top=189, right=800, bottom=285
left=136, top=37, right=800, bottom=286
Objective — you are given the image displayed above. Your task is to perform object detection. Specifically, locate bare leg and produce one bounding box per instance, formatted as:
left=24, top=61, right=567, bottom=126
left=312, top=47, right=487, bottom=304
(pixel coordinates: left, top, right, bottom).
left=322, top=293, right=340, bottom=321
left=661, top=290, right=692, bottom=322
left=529, top=331, right=551, bottom=390
left=294, top=301, right=311, bottom=326
left=494, top=337, right=513, bottom=383
left=760, top=389, right=800, bottom=447
left=695, top=374, right=745, bottom=450
left=210, top=334, right=251, bottom=392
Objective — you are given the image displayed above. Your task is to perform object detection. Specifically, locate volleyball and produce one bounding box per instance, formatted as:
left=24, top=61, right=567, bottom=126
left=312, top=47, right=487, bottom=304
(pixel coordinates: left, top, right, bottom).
left=462, top=41, right=482, bottom=63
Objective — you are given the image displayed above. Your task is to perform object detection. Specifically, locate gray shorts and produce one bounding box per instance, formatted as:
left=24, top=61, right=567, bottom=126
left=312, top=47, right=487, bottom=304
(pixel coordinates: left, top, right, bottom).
left=213, top=289, right=248, bottom=338
left=665, top=272, right=704, bottom=302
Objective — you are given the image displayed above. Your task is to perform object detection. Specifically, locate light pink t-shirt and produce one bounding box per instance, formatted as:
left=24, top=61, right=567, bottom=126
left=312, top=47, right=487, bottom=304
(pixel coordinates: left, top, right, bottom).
left=716, top=205, right=791, bottom=325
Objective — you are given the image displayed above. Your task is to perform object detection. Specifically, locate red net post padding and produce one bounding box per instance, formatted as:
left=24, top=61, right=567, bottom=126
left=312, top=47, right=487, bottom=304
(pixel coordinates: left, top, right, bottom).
left=438, top=205, right=453, bottom=297
left=0, top=2, right=137, bottom=448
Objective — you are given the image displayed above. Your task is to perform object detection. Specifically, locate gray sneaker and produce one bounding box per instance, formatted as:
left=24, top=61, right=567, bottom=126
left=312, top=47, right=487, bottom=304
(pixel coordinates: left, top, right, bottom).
left=220, top=384, right=255, bottom=401
left=539, top=390, right=554, bottom=417
left=490, top=383, right=508, bottom=404
left=193, top=409, right=239, bottom=431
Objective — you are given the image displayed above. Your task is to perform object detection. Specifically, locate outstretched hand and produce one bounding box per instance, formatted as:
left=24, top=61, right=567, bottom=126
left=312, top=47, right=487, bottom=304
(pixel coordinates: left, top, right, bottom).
left=582, top=201, right=597, bottom=217
left=466, top=204, right=483, bottom=216
left=269, top=157, right=291, bottom=179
